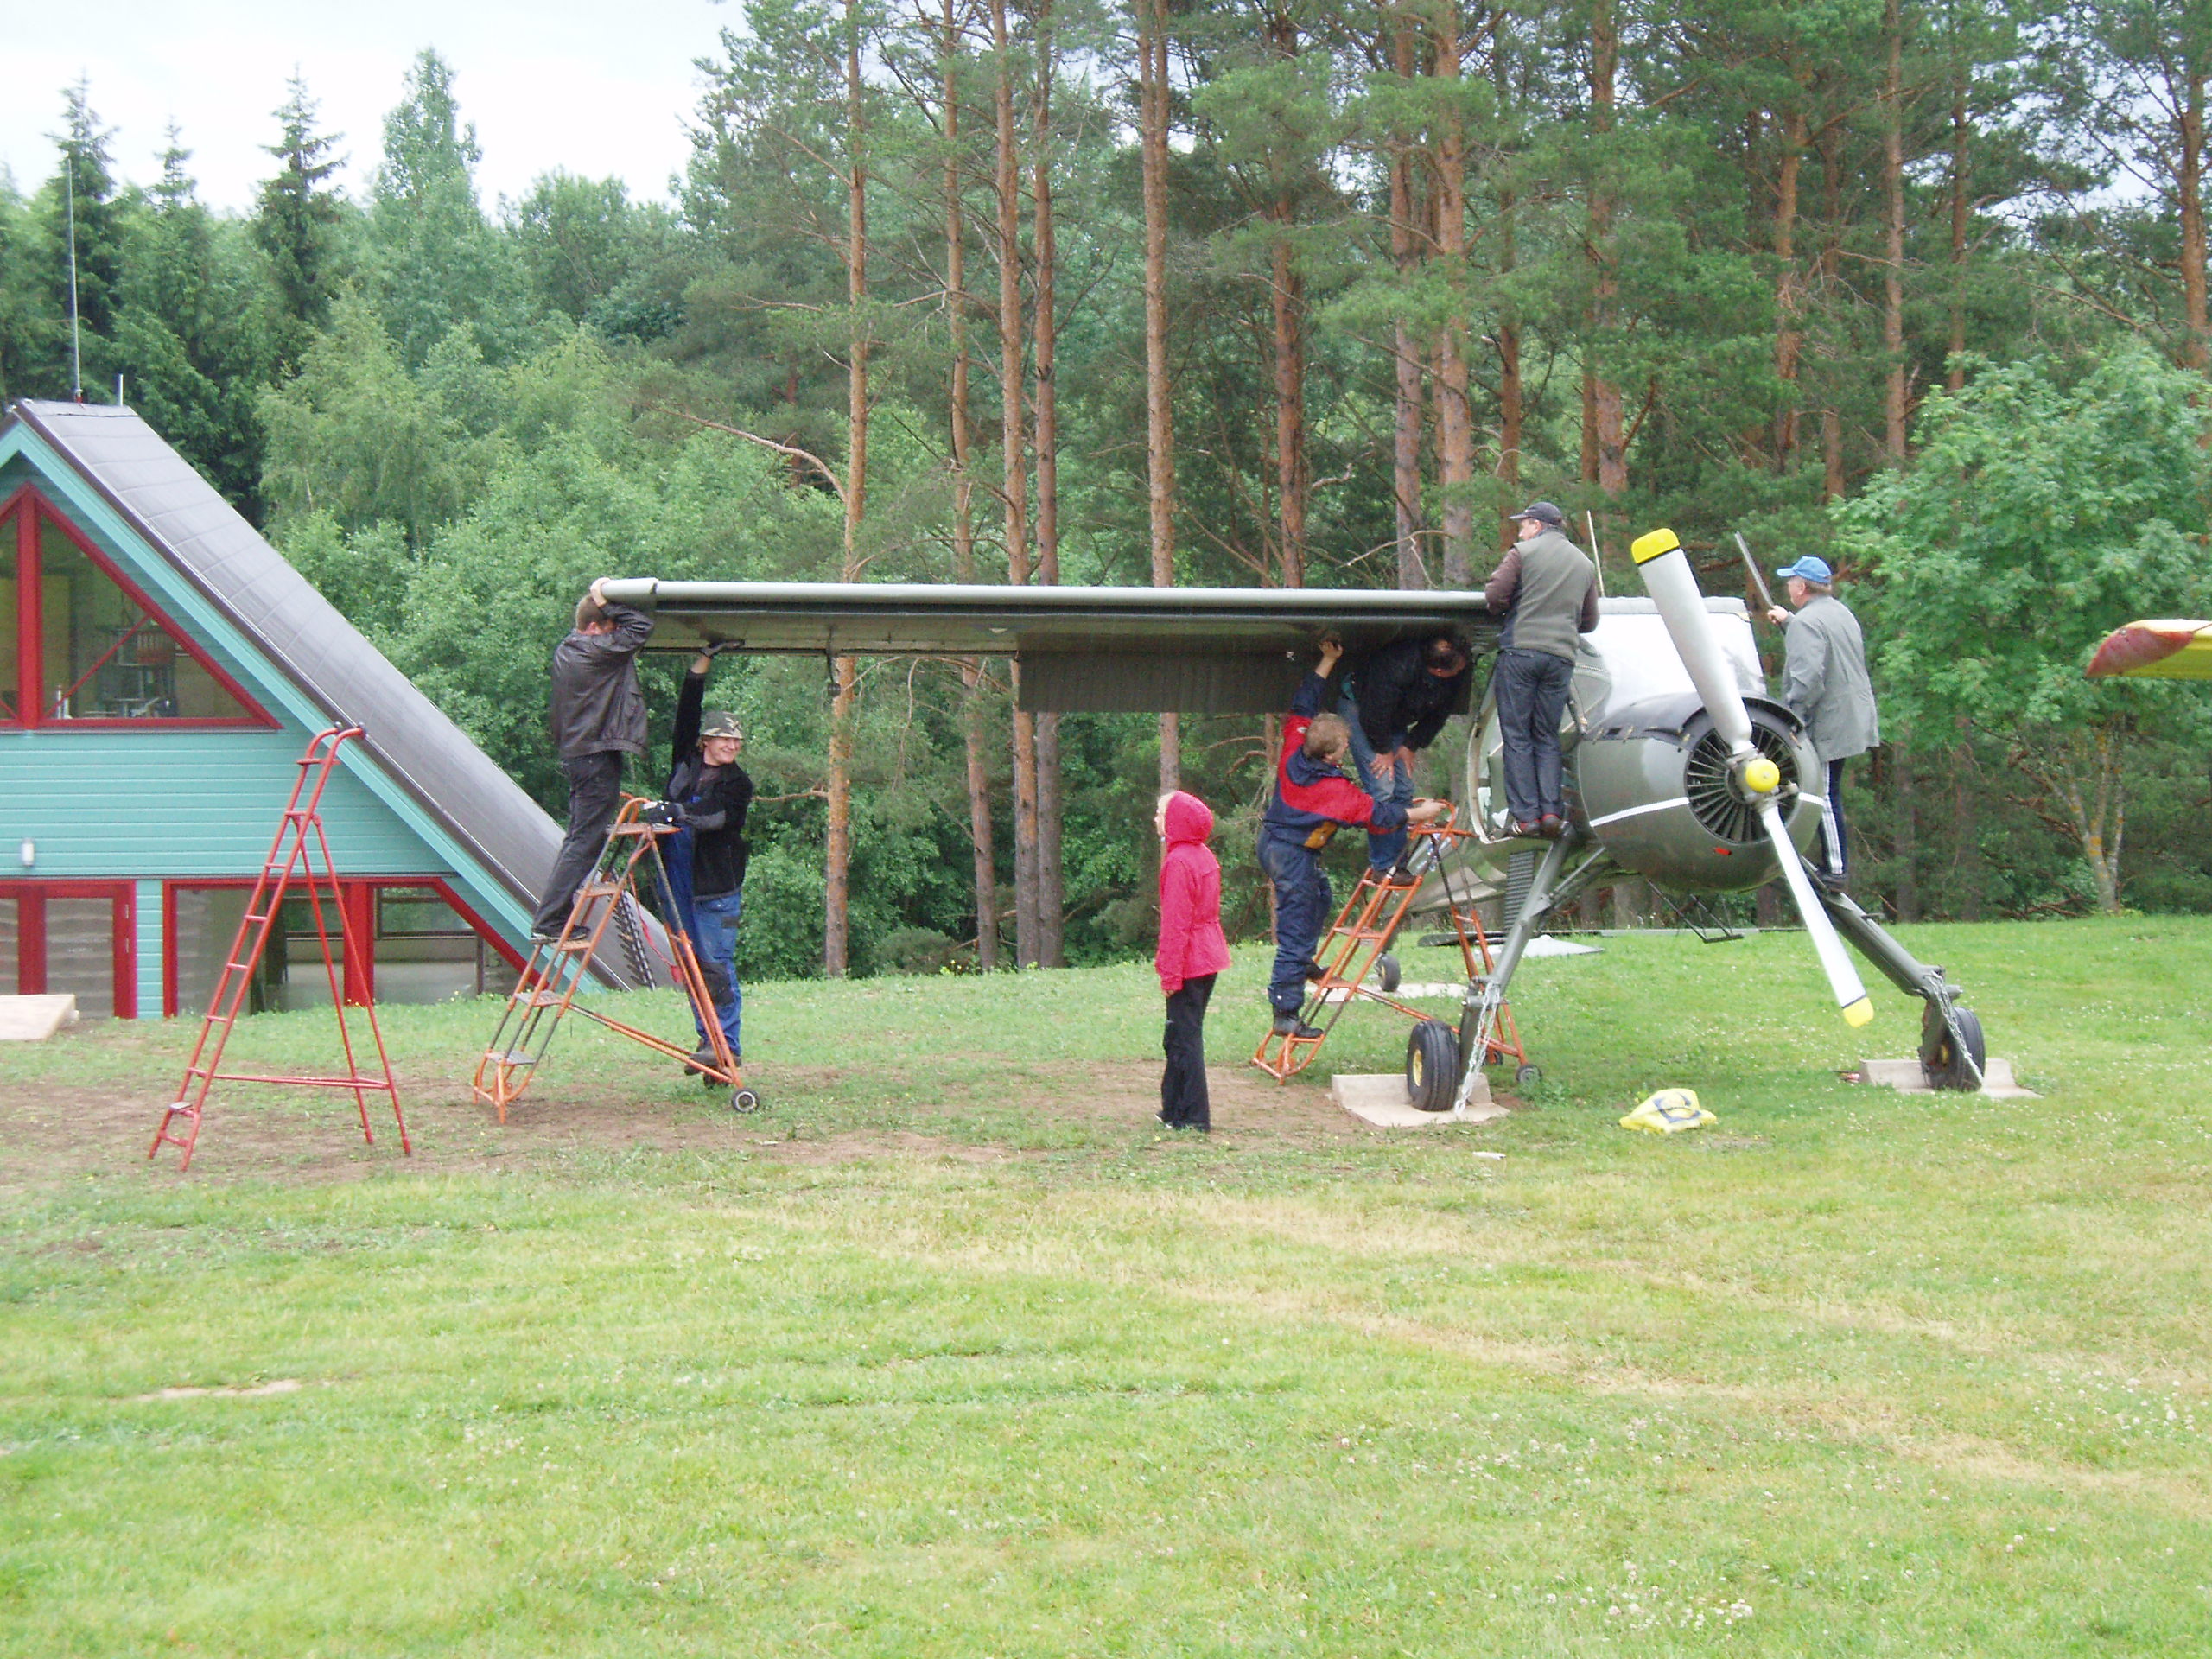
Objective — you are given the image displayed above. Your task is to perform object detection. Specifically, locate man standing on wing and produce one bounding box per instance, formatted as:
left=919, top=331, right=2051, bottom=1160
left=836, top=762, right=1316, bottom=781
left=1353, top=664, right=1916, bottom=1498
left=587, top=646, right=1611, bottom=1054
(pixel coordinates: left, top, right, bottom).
left=1484, top=502, right=1599, bottom=838
left=533, top=578, right=655, bottom=939
left=1338, top=633, right=1471, bottom=881
left=1766, top=554, right=1878, bottom=889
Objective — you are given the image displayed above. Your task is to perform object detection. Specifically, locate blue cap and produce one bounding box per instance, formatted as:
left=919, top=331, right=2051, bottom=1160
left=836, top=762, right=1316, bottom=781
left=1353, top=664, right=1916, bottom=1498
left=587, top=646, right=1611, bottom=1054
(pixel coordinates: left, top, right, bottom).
left=1775, top=556, right=1834, bottom=584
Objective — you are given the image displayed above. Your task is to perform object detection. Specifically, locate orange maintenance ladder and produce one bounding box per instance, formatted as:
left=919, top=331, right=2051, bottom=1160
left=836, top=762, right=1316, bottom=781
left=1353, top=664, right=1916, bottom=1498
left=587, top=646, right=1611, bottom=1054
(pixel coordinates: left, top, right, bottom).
left=474, top=797, right=755, bottom=1119
left=149, top=726, right=405, bottom=1172
left=1251, top=809, right=1527, bottom=1102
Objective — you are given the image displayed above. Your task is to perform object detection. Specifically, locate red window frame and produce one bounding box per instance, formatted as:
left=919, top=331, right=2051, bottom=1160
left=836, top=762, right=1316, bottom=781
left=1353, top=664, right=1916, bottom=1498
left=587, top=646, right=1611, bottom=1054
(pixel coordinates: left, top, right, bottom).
left=0, top=880, right=137, bottom=1019
left=1, top=482, right=276, bottom=730
left=160, top=875, right=524, bottom=1017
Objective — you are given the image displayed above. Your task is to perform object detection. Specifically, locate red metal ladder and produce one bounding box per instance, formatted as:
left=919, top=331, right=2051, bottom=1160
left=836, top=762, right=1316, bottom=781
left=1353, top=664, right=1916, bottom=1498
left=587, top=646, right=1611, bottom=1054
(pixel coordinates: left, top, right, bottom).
left=472, top=797, right=749, bottom=1121
left=149, top=726, right=405, bottom=1171
left=1250, top=811, right=1527, bottom=1083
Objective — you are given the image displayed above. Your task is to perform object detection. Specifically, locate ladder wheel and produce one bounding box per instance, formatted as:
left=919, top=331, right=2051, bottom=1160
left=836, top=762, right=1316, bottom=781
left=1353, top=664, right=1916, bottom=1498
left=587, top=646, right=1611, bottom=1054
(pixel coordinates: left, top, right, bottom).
left=1515, top=1064, right=1541, bottom=1087
left=1405, top=1020, right=1459, bottom=1113
left=731, top=1088, right=763, bottom=1115
left=1376, top=951, right=1402, bottom=994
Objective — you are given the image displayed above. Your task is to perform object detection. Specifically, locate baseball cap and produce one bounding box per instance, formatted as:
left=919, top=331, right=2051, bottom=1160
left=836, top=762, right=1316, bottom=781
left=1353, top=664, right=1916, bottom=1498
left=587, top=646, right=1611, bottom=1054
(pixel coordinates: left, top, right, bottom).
left=1774, top=556, right=1834, bottom=584
left=1509, top=501, right=1565, bottom=527
left=700, top=709, right=744, bottom=741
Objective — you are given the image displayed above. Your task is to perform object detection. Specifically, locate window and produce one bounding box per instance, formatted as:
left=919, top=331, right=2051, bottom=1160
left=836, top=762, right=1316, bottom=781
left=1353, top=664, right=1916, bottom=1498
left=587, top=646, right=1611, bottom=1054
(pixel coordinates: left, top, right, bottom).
left=0, top=884, right=136, bottom=1019
left=0, top=486, right=269, bottom=728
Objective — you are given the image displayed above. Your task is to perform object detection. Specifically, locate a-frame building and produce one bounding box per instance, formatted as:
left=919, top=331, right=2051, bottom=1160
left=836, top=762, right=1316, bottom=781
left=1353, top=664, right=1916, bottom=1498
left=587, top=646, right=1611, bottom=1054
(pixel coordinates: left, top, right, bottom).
left=2, top=398, right=594, bottom=1019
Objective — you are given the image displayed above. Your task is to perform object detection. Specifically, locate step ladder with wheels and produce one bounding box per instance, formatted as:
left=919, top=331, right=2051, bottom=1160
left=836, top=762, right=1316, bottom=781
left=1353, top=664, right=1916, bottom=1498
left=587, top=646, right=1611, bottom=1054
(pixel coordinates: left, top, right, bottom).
left=1250, top=808, right=1528, bottom=1109
left=474, top=798, right=756, bottom=1119
left=149, top=726, right=405, bottom=1172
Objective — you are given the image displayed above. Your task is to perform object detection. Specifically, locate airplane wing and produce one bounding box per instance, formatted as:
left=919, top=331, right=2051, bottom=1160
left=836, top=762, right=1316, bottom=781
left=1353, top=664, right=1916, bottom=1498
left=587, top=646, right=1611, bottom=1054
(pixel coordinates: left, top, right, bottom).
left=2085, top=619, right=2212, bottom=681
left=595, top=580, right=1500, bottom=714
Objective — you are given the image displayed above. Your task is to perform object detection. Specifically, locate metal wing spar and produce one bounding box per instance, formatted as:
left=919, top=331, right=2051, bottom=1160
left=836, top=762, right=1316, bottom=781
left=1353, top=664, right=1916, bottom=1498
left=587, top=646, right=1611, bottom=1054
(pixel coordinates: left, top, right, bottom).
left=595, top=580, right=1501, bottom=714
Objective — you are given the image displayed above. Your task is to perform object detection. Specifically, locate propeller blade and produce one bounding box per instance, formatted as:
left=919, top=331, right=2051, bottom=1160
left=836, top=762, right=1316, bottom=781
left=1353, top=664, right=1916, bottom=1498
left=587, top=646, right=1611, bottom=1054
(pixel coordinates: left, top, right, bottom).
left=1630, top=527, right=1756, bottom=755
left=1759, top=801, right=1874, bottom=1027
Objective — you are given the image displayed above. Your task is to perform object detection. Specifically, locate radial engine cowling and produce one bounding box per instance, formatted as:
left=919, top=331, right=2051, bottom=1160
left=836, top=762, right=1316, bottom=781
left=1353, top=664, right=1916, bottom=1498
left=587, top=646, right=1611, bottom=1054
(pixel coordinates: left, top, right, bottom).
left=1575, top=693, right=1825, bottom=892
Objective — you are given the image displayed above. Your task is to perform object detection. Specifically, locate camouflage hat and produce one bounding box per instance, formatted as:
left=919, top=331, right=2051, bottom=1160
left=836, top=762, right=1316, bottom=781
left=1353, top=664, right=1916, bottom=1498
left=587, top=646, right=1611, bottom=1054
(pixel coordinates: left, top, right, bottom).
left=700, top=709, right=744, bottom=741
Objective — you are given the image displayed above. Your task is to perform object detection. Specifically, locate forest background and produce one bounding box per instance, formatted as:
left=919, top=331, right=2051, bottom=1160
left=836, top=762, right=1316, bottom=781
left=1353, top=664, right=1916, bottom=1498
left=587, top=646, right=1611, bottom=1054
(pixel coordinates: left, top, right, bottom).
left=3, top=0, right=2210, bottom=982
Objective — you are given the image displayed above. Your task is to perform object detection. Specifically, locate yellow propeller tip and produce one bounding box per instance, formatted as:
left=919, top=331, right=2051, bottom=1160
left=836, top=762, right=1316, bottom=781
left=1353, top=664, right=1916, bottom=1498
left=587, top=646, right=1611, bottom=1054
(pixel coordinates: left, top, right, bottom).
left=1743, top=757, right=1781, bottom=794
left=1630, top=526, right=1681, bottom=564
left=1840, top=997, right=1874, bottom=1028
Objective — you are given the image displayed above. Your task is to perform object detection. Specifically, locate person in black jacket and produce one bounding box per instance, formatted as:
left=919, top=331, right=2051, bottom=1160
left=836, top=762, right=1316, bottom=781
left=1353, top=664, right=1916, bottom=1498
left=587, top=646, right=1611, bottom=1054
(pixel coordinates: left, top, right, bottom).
left=652, top=649, right=753, bottom=1069
left=532, top=579, right=655, bottom=938
left=1338, top=633, right=1470, bottom=880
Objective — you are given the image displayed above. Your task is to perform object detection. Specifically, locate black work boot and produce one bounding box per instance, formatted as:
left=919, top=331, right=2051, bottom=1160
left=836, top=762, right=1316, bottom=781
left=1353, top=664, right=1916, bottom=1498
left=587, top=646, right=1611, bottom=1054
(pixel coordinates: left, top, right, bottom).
left=1271, top=1012, right=1323, bottom=1039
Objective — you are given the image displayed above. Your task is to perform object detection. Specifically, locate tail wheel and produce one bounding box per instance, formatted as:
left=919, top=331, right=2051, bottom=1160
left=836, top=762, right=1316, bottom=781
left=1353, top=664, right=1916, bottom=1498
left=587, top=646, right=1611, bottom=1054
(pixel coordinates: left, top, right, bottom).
left=1920, top=1001, right=1985, bottom=1092
left=731, top=1088, right=762, bottom=1115
left=1376, top=952, right=1402, bottom=994
left=1405, top=1020, right=1460, bottom=1113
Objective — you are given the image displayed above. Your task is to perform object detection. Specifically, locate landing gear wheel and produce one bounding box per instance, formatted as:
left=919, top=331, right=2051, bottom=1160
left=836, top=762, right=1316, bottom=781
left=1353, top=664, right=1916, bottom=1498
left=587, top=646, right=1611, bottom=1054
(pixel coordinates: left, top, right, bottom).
left=731, top=1088, right=762, bottom=1115
left=1920, top=1001, right=1985, bottom=1092
left=1376, top=952, right=1402, bottom=994
left=1515, top=1064, right=1541, bottom=1088
left=1406, top=1020, right=1461, bottom=1113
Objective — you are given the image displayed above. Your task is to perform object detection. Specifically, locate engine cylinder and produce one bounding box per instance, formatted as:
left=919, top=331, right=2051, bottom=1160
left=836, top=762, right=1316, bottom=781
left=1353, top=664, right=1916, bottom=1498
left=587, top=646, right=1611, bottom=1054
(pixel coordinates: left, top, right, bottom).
left=1574, top=694, right=1823, bottom=891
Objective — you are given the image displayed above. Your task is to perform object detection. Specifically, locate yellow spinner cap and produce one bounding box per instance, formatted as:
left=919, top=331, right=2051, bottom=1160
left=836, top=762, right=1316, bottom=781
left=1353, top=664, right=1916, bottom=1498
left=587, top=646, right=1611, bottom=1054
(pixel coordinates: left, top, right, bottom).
left=1631, top=526, right=1681, bottom=564
left=1840, top=997, right=1874, bottom=1028
left=1743, top=757, right=1781, bottom=794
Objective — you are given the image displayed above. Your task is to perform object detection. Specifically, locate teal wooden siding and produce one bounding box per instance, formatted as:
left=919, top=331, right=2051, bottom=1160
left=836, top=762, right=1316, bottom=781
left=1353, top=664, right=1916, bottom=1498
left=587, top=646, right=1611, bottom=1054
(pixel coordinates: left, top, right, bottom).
left=6, top=727, right=451, bottom=878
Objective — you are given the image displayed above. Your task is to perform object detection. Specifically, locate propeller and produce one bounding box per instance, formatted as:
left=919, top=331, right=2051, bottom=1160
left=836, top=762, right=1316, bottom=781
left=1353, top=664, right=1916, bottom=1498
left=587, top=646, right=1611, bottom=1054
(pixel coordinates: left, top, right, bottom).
left=1630, top=527, right=1874, bottom=1029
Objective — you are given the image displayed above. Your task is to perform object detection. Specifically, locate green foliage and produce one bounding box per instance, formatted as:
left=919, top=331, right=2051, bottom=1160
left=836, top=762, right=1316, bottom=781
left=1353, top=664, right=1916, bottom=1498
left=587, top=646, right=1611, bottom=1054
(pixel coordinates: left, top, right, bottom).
left=1840, top=346, right=2212, bottom=732
left=367, top=50, right=541, bottom=368
left=250, top=74, right=353, bottom=371
left=258, top=296, right=493, bottom=545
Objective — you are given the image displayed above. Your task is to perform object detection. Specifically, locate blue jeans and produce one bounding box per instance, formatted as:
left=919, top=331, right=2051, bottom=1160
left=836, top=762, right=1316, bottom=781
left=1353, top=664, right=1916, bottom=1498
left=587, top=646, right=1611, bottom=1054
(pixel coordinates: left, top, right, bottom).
left=1258, top=829, right=1332, bottom=1014
left=1492, top=648, right=1575, bottom=825
left=690, top=890, right=745, bottom=1055
left=1338, top=695, right=1415, bottom=872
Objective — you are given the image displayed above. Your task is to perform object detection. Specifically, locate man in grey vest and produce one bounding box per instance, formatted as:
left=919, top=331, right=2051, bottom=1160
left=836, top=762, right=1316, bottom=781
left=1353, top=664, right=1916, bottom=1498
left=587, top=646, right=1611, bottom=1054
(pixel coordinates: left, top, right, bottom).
left=1766, top=554, right=1878, bottom=888
left=1484, top=502, right=1600, bottom=836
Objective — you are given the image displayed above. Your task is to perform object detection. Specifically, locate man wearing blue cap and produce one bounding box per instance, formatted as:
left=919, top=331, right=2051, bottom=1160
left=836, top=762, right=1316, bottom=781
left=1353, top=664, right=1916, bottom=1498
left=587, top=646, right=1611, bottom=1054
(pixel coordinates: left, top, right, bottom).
left=1484, top=502, right=1601, bottom=837
left=1767, top=556, right=1878, bottom=888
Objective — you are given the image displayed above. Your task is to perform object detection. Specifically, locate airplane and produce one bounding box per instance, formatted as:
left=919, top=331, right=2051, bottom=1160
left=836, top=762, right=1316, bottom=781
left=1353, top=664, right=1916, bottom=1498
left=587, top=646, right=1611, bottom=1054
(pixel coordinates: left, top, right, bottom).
left=599, top=538, right=1988, bottom=1104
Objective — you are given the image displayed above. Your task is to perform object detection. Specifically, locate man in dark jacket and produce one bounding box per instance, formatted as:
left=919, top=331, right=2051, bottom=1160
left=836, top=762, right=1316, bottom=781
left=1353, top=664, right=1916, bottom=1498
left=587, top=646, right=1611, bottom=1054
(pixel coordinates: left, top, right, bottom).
left=1484, top=502, right=1600, bottom=837
left=653, top=650, right=754, bottom=1068
left=1338, top=633, right=1470, bottom=878
left=532, top=579, right=655, bottom=938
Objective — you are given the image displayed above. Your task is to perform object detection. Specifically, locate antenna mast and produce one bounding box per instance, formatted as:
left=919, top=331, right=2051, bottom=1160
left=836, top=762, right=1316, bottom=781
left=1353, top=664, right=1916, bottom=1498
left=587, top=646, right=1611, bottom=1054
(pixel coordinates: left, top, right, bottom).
left=65, top=153, right=84, bottom=400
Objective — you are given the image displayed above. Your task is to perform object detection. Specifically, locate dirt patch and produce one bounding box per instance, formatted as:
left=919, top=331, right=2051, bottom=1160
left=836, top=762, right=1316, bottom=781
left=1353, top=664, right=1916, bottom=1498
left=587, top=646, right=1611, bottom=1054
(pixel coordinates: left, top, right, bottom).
left=0, top=1042, right=1513, bottom=1190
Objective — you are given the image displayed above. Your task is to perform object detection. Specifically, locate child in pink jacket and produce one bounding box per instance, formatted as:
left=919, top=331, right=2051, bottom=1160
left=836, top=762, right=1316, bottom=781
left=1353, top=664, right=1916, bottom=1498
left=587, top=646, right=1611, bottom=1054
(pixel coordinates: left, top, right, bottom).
left=1155, top=790, right=1233, bottom=1132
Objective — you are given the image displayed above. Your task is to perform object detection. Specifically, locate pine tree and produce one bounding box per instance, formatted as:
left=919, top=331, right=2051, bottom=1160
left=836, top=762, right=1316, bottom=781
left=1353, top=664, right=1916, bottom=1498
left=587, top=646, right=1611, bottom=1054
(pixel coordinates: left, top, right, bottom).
left=251, top=73, right=349, bottom=372
left=368, top=49, right=537, bottom=366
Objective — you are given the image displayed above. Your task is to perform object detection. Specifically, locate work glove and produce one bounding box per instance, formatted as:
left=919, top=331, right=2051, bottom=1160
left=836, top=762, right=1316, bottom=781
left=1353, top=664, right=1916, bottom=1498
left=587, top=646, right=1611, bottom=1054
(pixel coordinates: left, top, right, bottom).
left=638, top=801, right=685, bottom=827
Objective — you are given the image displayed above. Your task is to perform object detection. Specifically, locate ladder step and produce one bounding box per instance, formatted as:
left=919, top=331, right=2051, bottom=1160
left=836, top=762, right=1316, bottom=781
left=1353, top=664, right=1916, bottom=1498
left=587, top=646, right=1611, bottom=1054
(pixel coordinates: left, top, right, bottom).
left=575, top=884, right=621, bottom=899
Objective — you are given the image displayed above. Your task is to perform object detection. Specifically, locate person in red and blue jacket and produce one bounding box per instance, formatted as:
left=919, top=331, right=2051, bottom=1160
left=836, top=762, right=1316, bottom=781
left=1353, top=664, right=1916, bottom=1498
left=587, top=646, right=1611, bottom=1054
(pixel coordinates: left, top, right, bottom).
left=1155, top=790, right=1232, bottom=1132
left=1260, top=640, right=1449, bottom=1037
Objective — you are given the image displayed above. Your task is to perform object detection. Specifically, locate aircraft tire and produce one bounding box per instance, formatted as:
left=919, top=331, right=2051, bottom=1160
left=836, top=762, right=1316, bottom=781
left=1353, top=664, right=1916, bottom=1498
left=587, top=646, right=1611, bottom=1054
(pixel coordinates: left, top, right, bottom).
left=1406, top=1020, right=1460, bottom=1112
left=1921, top=1001, right=1986, bottom=1092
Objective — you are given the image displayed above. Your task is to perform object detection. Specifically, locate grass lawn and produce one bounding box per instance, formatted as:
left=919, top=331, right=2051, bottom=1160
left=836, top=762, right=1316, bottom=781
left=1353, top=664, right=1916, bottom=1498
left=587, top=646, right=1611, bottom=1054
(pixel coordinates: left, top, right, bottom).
left=3, top=915, right=2210, bottom=1656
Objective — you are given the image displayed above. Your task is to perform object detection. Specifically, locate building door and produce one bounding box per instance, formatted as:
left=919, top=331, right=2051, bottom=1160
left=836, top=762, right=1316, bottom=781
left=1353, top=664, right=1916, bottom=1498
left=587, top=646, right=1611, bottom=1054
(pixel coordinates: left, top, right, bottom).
left=0, top=882, right=136, bottom=1018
